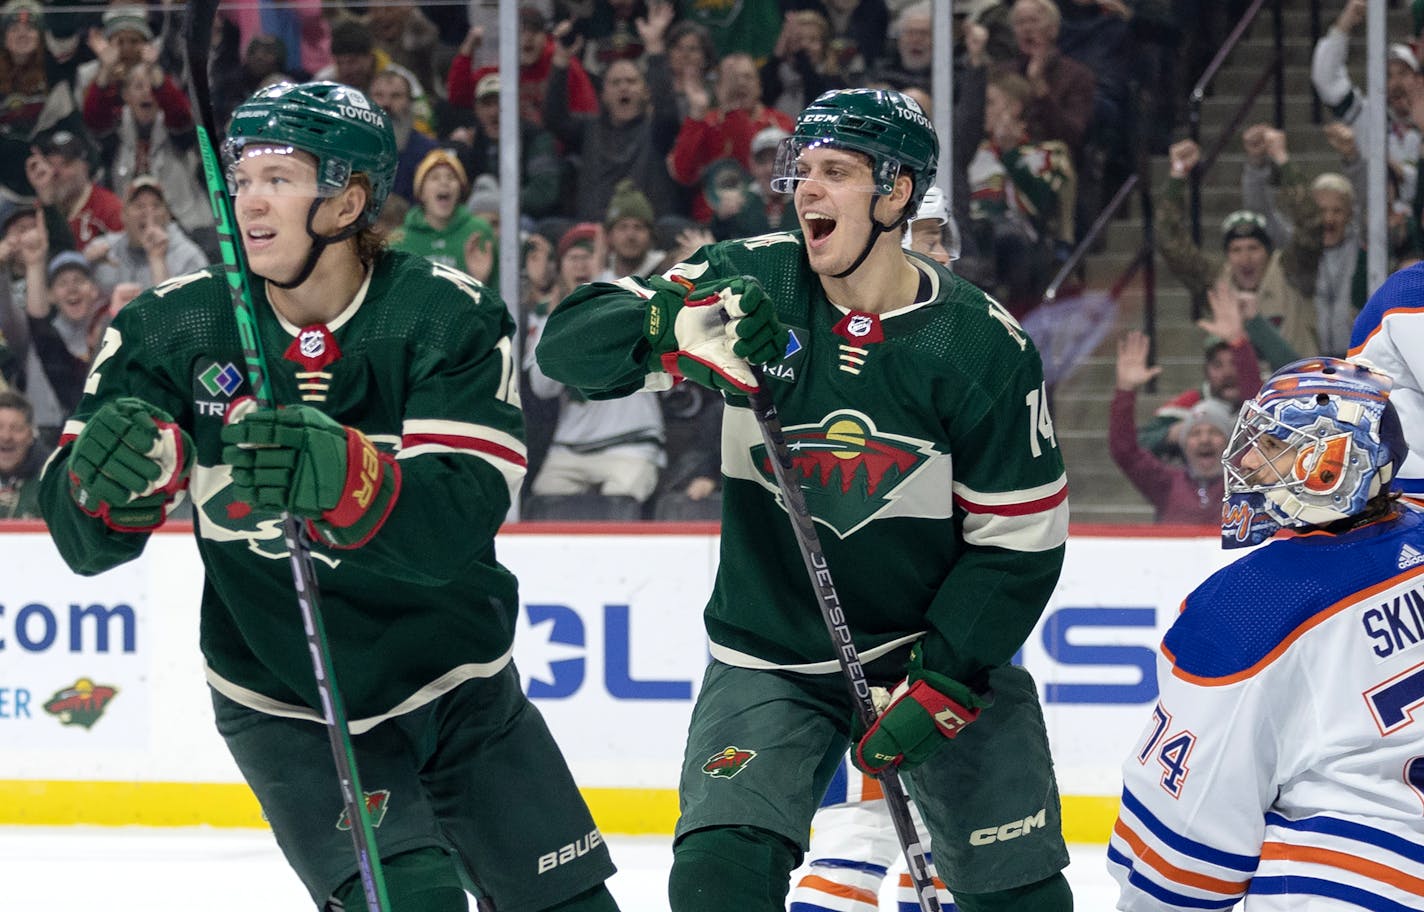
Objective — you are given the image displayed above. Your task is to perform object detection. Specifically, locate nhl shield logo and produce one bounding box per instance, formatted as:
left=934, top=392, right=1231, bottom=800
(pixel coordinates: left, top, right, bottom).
left=702, top=746, right=758, bottom=779
left=299, top=329, right=326, bottom=359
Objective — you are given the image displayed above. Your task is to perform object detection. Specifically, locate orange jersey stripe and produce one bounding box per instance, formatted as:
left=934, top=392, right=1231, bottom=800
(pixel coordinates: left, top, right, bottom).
left=1261, top=842, right=1424, bottom=894
left=798, top=874, right=879, bottom=906
left=1113, top=818, right=1251, bottom=896
left=1348, top=305, right=1424, bottom=357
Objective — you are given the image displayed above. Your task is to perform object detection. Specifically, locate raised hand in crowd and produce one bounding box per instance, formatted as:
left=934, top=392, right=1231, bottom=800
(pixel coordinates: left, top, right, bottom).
left=963, top=20, right=989, bottom=67
left=670, top=226, right=715, bottom=264
left=1168, top=138, right=1200, bottom=178
left=635, top=0, right=674, bottom=55
left=1334, top=0, right=1367, bottom=33
left=550, top=20, right=584, bottom=69
left=463, top=230, right=494, bottom=285
left=1261, top=125, right=1289, bottom=165
left=1115, top=329, right=1163, bottom=392
left=1197, top=278, right=1248, bottom=344
left=88, top=27, right=123, bottom=86
left=1322, top=121, right=1358, bottom=162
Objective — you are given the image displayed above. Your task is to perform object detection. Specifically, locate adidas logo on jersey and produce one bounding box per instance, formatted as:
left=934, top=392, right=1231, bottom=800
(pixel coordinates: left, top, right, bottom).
left=1399, top=544, right=1424, bottom=570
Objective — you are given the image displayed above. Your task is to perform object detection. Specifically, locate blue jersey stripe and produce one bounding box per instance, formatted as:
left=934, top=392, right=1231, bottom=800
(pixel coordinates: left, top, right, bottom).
left=1264, top=812, right=1424, bottom=864
left=807, top=858, right=890, bottom=878
left=1106, top=845, right=1242, bottom=909
left=1121, top=788, right=1261, bottom=872
left=1249, top=875, right=1420, bottom=912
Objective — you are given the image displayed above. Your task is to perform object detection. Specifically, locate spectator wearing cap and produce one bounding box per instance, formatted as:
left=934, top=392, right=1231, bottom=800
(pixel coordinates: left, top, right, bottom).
left=524, top=221, right=665, bottom=516
left=10, top=220, right=90, bottom=437
left=1237, top=124, right=1365, bottom=358
left=669, top=52, right=795, bottom=224
left=84, top=178, right=207, bottom=300
left=221, top=0, right=329, bottom=79
left=1312, top=0, right=1420, bottom=208
left=389, top=150, right=494, bottom=279
left=449, top=7, right=598, bottom=132
left=0, top=0, right=86, bottom=201
left=748, top=125, right=796, bottom=230
left=1160, top=137, right=1315, bottom=366
left=544, top=4, right=682, bottom=222
left=316, top=18, right=433, bottom=137
left=74, top=6, right=157, bottom=107
left=598, top=180, right=663, bottom=280
left=25, top=129, right=123, bottom=248
left=370, top=68, right=439, bottom=205
left=0, top=389, right=47, bottom=518
left=445, top=72, right=563, bottom=220
left=1111, top=330, right=1234, bottom=524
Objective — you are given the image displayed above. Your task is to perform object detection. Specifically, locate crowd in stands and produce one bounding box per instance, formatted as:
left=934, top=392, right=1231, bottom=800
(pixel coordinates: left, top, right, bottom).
left=3, top=0, right=1423, bottom=524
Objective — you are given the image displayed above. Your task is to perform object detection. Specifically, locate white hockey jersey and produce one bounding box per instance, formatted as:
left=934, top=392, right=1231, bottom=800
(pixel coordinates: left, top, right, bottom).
left=1351, top=262, right=1424, bottom=497
left=1108, top=506, right=1424, bottom=911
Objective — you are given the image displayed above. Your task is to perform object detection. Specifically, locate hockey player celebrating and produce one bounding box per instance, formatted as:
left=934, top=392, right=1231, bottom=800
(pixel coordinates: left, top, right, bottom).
left=537, top=88, right=1072, bottom=912
left=38, top=82, right=622, bottom=912
left=1110, top=357, right=1424, bottom=911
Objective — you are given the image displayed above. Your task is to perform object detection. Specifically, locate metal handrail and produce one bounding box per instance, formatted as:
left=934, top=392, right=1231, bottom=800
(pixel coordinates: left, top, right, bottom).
left=1042, top=174, right=1139, bottom=305
left=1187, top=0, right=1285, bottom=246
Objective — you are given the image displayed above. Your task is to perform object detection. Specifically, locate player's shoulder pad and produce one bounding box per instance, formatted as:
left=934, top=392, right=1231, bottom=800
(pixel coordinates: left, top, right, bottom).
left=377, top=250, right=512, bottom=336
left=1167, top=509, right=1424, bottom=680
left=1352, top=260, right=1424, bottom=350
left=123, top=265, right=228, bottom=315
left=900, top=263, right=1040, bottom=369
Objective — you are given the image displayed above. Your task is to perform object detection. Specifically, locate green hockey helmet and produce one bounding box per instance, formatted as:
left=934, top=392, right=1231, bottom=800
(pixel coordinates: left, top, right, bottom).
left=223, top=81, right=398, bottom=228
left=771, top=88, right=939, bottom=213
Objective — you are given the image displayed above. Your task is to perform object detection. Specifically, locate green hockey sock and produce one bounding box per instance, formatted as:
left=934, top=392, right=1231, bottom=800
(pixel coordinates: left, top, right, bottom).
left=668, top=825, right=799, bottom=912
left=952, top=871, right=1073, bottom=912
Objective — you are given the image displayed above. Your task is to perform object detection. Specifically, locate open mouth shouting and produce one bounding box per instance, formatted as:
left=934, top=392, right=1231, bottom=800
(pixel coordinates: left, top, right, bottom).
left=803, top=211, right=836, bottom=248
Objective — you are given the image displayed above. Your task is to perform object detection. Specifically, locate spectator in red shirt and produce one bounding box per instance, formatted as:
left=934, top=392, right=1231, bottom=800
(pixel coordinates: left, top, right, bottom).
left=448, top=7, right=598, bottom=132
left=668, top=52, right=795, bottom=223
left=24, top=130, right=122, bottom=248
left=1110, top=329, right=1233, bottom=525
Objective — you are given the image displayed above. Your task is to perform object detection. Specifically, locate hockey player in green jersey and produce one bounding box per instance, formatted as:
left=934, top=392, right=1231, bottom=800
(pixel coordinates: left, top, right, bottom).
left=537, top=88, right=1073, bottom=912
left=38, top=82, right=622, bottom=912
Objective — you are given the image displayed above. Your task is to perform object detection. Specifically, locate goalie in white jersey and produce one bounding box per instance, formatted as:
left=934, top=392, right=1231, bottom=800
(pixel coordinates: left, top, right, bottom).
left=1109, top=357, right=1424, bottom=912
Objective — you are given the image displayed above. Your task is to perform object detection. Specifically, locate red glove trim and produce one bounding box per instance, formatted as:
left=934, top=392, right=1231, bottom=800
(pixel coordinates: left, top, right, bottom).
left=907, top=680, right=981, bottom=739
left=70, top=470, right=168, bottom=533
left=150, top=419, right=191, bottom=498
left=322, top=428, right=385, bottom=529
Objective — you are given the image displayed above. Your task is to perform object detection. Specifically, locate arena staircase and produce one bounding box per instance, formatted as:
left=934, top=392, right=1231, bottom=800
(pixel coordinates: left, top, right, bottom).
left=1050, top=0, right=1412, bottom=522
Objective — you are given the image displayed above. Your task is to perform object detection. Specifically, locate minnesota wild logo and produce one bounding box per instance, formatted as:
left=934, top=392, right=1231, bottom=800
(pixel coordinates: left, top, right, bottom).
left=190, top=464, right=341, bottom=567
left=336, top=790, right=391, bottom=831
left=702, top=746, right=757, bottom=780
left=751, top=410, right=935, bottom=538
left=43, top=678, right=118, bottom=729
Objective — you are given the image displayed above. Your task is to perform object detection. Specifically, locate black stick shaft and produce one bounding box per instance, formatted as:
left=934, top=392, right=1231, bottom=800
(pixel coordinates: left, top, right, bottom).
left=747, top=368, right=941, bottom=912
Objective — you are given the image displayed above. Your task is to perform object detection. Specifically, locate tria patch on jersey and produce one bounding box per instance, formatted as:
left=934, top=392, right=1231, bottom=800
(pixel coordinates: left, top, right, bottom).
left=198, top=361, right=243, bottom=398
left=702, top=746, right=758, bottom=779
left=763, top=326, right=807, bottom=383
left=751, top=409, right=936, bottom=537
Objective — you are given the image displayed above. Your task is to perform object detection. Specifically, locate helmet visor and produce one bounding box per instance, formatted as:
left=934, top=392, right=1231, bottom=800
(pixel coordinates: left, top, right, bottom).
left=223, top=142, right=343, bottom=200
left=770, top=137, right=893, bottom=196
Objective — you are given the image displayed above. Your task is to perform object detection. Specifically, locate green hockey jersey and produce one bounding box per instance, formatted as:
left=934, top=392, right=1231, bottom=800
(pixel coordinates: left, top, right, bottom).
left=40, top=250, right=528, bottom=730
left=537, top=231, right=1068, bottom=684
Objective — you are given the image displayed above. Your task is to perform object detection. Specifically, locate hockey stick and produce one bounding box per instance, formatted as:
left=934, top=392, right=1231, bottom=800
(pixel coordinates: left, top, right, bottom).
left=747, top=366, right=942, bottom=912
left=181, top=3, right=391, bottom=909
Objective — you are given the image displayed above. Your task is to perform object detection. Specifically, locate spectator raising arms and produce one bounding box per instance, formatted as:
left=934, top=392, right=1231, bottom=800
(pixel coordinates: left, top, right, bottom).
left=449, top=8, right=598, bottom=132
left=0, top=0, right=84, bottom=200
left=668, top=52, right=795, bottom=223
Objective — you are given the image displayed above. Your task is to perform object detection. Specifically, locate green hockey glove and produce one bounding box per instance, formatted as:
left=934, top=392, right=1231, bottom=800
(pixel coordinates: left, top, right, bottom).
left=221, top=403, right=400, bottom=549
left=643, top=274, right=788, bottom=393
left=68, top=397, right=192, bottom=532
left=853, top=650, right=986, bottom=776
